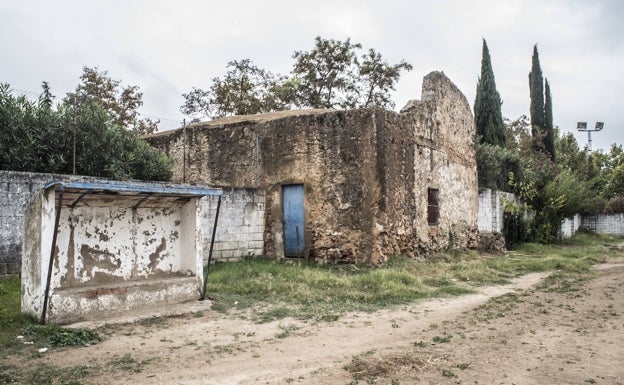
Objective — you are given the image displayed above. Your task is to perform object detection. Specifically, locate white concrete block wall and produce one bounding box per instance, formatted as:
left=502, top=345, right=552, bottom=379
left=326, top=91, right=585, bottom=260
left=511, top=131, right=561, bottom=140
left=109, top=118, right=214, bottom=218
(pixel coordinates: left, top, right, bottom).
left=201, top=188, right=265, bottom=263
left=478, top=189, right=517, bottom=233
left=581, top=214, right=624, bottom=236
left=561, top=214, right=583, bottom=238
left=477, top=188, right=493, bottom=232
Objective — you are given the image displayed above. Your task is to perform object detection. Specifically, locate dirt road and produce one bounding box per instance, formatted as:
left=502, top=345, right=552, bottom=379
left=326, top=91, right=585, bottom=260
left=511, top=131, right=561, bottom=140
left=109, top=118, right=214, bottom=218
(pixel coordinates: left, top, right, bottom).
left=21, top=264, right=624, bottom=384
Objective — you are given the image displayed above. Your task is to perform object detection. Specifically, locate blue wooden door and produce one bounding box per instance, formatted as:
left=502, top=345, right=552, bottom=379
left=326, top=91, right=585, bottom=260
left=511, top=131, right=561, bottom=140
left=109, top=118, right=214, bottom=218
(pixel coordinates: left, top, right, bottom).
left=283, top=184, right=305, bottom=257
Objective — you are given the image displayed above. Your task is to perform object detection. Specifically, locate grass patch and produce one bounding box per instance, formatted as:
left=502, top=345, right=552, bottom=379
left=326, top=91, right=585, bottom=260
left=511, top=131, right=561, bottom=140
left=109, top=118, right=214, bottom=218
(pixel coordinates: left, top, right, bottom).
left=1, top=276, right=103, bottom=360
left=206, top=257, right=480, bottom=321
left=204, top=233, right=623, bottom=321
left=275, top=323, right=299, bottom=339
left=0, top=364, right=21, bottom=384
left=107, top=354, right=156, bottom=373
left=0, top=276, right=35, bottom=355
left=5, top=362, right=98, bottom=385
left=432, top=335, right=452, bottom=343
left=26, top=363, right=98, bottom=385
left=344, top=351, right=425, bottom=383
left=21, top=324, right=103, bottom=347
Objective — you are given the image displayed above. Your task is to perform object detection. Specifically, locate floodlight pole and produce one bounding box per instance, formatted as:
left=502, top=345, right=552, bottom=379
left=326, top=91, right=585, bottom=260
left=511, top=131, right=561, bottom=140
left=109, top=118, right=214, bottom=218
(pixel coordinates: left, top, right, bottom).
left=577, top=121, right=604, bottom=153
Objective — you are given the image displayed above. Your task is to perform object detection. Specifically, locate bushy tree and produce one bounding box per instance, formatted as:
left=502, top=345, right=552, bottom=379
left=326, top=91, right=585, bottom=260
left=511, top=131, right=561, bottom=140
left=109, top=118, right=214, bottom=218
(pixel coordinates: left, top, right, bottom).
left=590, top=144, right=624, bottom=201
left=556, top=132, right=592, bottom=181
left=356, top=48, right=413, bottom=109
left=0, top=82, right=172, bottom=181
left=0, top=83, right=69, bottom=173
left=474, top=39, right=505, bottom=146
left=180, top=36, right=412, bottom=119
left=290, top=37, right=412, bottom=110
left=475, top=143, right=521, bottom=192
left=181, top=59, right=288, bottom=120
left=535, top=170, right=594, bottom=242
left=291, top=37, right=361, bottom=109
left=66, top=67, right=158, bottom=135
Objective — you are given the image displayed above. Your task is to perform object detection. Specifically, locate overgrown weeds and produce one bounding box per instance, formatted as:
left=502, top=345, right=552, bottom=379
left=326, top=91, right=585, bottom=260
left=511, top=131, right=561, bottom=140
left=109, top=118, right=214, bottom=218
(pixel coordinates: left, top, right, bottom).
left=0, top=276, right=103, bottom=360
left=205, top=232, right=623, bottom=322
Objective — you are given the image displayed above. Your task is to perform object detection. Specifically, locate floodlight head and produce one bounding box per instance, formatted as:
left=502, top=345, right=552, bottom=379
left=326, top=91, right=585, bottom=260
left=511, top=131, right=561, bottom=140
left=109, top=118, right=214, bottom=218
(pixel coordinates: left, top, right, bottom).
left=577, top=122, right=587, bottom=131
left=595, top=122, right=604, bottom=131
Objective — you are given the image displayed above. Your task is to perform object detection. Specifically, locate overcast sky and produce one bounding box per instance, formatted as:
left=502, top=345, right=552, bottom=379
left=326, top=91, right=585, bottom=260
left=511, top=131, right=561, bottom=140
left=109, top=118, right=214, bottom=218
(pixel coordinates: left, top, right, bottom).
left=1, top=0, right=622, bottom=151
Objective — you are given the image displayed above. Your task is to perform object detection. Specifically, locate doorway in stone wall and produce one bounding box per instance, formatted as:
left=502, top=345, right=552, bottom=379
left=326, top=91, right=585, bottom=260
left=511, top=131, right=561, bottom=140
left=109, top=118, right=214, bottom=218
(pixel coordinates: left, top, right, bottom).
left=282, top=184, right=305, bottom=257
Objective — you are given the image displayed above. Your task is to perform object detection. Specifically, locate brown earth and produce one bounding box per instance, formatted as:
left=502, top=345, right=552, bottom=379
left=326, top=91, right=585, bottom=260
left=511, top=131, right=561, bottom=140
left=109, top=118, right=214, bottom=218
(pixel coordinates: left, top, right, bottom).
left=10, top=263, right=624, bottom=385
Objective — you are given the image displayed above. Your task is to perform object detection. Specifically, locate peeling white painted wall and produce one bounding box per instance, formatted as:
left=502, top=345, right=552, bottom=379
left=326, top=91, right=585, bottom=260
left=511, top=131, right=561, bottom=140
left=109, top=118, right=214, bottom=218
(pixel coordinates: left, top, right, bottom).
left=22, top=188, right=206, bottom=324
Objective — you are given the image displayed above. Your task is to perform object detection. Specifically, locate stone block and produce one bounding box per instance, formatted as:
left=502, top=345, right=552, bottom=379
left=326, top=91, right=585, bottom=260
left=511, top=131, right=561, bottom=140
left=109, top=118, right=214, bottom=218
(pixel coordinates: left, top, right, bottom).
left=247, top=240, right=264, bottom=250
left=219, top=249, right=237, bottom=260
left=248, top=232, right=264, bottom=242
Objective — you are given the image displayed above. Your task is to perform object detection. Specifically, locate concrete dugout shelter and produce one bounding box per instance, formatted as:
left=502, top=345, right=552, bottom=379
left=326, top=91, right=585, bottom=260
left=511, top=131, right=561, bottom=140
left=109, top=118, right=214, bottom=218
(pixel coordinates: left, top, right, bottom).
left=21, top=179, right=221, bottom=324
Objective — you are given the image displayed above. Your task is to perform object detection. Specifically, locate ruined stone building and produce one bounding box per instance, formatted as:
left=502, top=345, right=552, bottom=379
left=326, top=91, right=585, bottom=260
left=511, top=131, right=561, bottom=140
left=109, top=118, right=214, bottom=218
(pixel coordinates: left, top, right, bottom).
left=148, top=71, right=478, bottom=263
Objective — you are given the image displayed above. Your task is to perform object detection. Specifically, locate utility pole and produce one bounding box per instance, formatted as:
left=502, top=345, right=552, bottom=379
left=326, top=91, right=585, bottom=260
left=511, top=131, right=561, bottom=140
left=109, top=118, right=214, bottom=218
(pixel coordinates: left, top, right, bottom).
left=73, top=96, right=77, bottom=175
left=182, top=119, right=187, bottom=183
left=577, top=122, right=604, bottom=153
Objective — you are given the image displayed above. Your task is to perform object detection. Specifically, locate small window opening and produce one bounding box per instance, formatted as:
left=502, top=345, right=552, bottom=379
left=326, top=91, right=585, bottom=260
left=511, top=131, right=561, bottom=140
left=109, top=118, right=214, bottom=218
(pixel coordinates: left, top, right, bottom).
left=427, top=188, right=439, bottom=225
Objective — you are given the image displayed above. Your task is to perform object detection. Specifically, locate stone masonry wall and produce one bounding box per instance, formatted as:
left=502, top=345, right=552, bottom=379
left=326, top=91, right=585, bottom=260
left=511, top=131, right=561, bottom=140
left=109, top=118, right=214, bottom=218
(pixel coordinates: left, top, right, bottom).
left=149, top=110, right=382, bottom=262
left=373, top=71, right=479, bottom=260
left=147, top=72, right=480, bottom=263
left=259, top=110, right=380, bottom=262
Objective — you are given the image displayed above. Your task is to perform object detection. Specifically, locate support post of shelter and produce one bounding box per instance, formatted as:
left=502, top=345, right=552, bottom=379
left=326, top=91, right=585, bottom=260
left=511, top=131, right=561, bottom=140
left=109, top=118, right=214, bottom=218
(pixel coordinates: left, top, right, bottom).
left=201, top=194, right=221, bottom=300
left=40, top=186, right=64, bottom=325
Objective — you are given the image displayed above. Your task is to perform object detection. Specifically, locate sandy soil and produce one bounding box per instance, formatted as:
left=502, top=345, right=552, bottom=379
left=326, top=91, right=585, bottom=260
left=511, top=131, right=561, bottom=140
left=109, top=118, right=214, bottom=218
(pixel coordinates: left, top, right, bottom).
left=15, top=263, right=624, bottom=384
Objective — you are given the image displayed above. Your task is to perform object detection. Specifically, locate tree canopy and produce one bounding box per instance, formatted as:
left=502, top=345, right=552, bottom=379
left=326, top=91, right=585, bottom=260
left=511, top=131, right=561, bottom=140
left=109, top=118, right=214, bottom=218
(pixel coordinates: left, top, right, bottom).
left=543, top=79, right=555, bottom=161
left=67, top=67, right=159, bottom=135
left=181, top=36, right=412, bottom=120
left=529, top=45, right=545, bottom=137
left=0, top=79, right=172, bottom=181
left=528, top=45, right=555, bottom=160
left=474, top=39, right=506, bottom=147
left=473, top=42, right=624, bottom=244
left=181, top=59, right=289, bottom=120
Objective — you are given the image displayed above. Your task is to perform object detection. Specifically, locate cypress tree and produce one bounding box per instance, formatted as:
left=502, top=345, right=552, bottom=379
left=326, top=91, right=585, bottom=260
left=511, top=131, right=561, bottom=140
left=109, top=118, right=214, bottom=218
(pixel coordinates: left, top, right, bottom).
left=474, top=39, right=506, bottom=146
left=544, top=78, right=555, bottom=160
left=529, top=45, right=546, bottom=145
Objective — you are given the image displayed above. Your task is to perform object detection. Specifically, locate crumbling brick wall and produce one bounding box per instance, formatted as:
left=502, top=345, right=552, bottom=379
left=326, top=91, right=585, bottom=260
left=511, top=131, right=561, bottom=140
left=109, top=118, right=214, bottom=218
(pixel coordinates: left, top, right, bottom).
left=147, top=71, right=478, bottom=263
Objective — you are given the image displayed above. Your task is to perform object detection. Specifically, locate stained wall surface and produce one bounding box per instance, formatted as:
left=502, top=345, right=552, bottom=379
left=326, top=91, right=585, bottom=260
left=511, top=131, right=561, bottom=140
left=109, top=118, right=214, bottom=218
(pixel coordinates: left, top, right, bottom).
left=0, top=171, right=262, bottom=279
left=21, top=187, right=204, bottom=324
left=0, top=171, right=90, bottom=276
left=148, top=71, right=479, bottom=263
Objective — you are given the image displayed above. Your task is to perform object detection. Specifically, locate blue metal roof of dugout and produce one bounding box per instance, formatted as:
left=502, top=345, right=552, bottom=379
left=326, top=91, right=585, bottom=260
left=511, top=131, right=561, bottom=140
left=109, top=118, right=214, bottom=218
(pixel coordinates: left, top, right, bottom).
left=44, top=180, right=222, bottom=197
